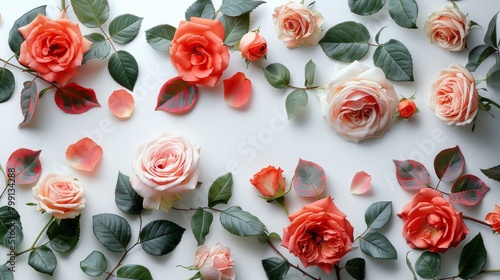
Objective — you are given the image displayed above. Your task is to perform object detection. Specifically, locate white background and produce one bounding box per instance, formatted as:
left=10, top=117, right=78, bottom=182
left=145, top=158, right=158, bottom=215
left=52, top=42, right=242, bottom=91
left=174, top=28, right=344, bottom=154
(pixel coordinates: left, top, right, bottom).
left=1, top=0, right=500, bottom=279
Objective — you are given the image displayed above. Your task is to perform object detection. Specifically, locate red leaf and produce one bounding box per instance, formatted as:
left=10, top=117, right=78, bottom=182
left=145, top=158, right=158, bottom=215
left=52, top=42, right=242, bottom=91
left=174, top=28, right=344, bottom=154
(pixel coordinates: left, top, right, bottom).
left=434, top=146, right=464, bottom=182
left=54, top=82, right=100, bottom=114
left=292, top=158, right=326, bottom=198
left=66, top=137, right=103, bottom=171
left=19, top=81, right=39, bottom=127
left=108, top=89, right=135, bottom=119
left=6, top=148, right=42, bottom=185
left=223, top=72, right=252, bottom=108
left=156, top=76, right=198, bottom=113
left=449, top=174, right=490, bottom=206
left=394, top=159, right=430, bottom=191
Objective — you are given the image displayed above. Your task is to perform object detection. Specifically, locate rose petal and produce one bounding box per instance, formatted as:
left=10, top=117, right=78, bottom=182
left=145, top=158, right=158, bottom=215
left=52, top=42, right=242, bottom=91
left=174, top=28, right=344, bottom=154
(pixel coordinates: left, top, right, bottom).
left=350, top=171, right=371, bottom=194
left=223, top=72, right=252, bottom=108
left=66, top=137, right=103, bottom=171
left=108, top=89, right=135, bottom=119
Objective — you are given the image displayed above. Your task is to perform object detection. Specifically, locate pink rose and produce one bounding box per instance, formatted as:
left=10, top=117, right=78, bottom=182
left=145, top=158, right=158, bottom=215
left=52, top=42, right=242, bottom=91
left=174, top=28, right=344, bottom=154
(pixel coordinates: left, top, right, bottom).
left=318, top=61, right=398, bottom=143
left=130, top=133, right=200, bottom=211
left=424, top=3, right=470, bottom=52
left=485, top=204, right=500, bottom=233
left=194, top=243, right=235, bottom=280
left=428, top=63, right=479, bottom=126
left=32, top=174, right=85, bottom=219
left=272, top=2, right=324, bottom=48
left=239, top=31, right=267, bottom=61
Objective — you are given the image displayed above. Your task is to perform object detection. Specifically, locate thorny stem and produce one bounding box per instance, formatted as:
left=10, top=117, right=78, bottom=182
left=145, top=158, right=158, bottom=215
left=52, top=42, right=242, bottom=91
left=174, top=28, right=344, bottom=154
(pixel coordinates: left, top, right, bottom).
left=266, top=240, right=319, bottom=280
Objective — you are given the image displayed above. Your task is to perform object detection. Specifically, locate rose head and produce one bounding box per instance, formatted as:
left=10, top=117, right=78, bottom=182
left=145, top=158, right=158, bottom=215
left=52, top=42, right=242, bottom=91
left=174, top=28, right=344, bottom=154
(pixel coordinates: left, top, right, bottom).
left=239, top=31, right=267, bottom=61
left=398, top=188, right=469, bottom=253
left=424, top=3, right=470, bottom=52
left=194, top=243, right=235, bottom=280
left=485, top=204, right=500, bottom=233
left=282, top=196, right=354, bottom=274
left=249, top=165, right=286, bottom=199
left=18, top=11, right=92, bottom=85
left=170, top=17, right=229, bottom=87
left=32, top=174, right=85, bottom=219
left=398, top=98, right=417, bottom=119
left=130, top=133, right=200, bottom=212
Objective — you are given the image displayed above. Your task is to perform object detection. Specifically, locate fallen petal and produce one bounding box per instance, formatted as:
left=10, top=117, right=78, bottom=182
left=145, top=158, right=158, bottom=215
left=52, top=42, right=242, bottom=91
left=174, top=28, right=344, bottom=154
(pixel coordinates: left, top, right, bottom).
left=350, top=171, right=371, bottom=194
left=108, top=89, right=134, bottom=119
left=223, top=72, right=252, bottom=108
left=66, top=137, right=103, bottom=171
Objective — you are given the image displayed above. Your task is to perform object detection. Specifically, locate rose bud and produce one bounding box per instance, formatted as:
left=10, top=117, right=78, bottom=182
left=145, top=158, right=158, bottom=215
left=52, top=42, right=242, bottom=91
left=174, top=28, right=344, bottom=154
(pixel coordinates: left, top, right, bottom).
left=398, top=98, right=417, bottom=119
left=249, top=166, right=286, bottom=199
left=239, top=31, right=267, bottom=62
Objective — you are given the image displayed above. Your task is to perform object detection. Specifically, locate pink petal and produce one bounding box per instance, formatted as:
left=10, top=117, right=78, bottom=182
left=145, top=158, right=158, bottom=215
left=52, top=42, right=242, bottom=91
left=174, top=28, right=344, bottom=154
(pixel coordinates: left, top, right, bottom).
left=66, top=137, right=103, bottom=171
left=350, top=171, right=372, bottom=194
left=108, top=89, right=135, bottom=119
left=223, top=72, right=252, bottom=108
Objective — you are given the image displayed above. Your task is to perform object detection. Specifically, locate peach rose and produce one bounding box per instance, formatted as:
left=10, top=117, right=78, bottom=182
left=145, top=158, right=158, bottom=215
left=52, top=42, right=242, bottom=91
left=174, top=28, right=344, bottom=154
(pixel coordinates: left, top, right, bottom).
left=398, top=98, right=417, bottom=119
left=429, top=63, right=479, bottom=126
left=424, top=3, right=470, bottom=52
left=239, top=31, right=267, bottom=61
left=318, top=61, right=398, bottom=143
left=398, top=188, right=469, bottom=253
left=194, top=243, right=235, bottom=280
left=130, top=133, right=200, bottom=211
left=485, top=204, right=500, bottom=233
left=170, top=17, right=229, bottom=87
left=249, top=165, right=286, bottom=199
left=282, top=196, right=354, bottom=273
left=18, top=11, right=92, bottom=85
left=32, top=174, right=85, bottom=219
left=272, top=2, right=324, bottom=48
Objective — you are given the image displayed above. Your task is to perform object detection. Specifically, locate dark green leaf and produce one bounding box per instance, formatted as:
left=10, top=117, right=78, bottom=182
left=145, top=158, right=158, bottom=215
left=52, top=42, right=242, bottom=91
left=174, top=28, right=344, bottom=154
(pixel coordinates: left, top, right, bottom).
left=458, top=233, right=487, bottom=279
left=449, top=174, right=490, bottom=206
left=191, top=208, right=213, bottom=246
left=285, top=89, right=308, bottom=120
left=262, top=257, right=289, bottom=280
left=117, top=264, right=153, bottom=280
left=18, top=81, right=38, bottom=127
left=28, top=246, right=56, bottom=276
left=139, top=220, right=185, bottom=256
left=208, top=173, right=233, bottom=207
left=262, top=63, right=290, bottom=89
left=186, top=0, right=216, bottom=20
left=345, top=258, right=365, bottom=280
left=108, top=50, right=139, bottom=91
left=220, top=14, right=250, bottom=46
left=92, top=213, right=131, bottom=252
left=0, top=68, right=15, bottom=103
left=373, top=39, right=414, bottom=81
left=481, top=164, right=500, bottom=181
left=486, top=54, right=500, bottom=87
left=434, top=145, right=464, bottom=182
left=115, top=172, right=145, bottom=215
left=484, top=12, right=499, bottom=48
left=304, top=60, right=316, bottom=87
left=109, top=14, right=143, bottom=44
left=80, top=250, right=107, bottom=277
left=466, top=44, right=496, bottom=72
left=70, top=0, right=109, bottom=28
left=415, top=251, right=440, bottom=279
left=220, top=0, right=265, bottom=17
left=388, top=0, right=418, bottom=29
left=0, top=206, right=23, bottom=248
left=360, top=232, right=397, bottom=259
left=348, top=0, right=385, bottom=16
left=319, top=22, right=370, bottom=62
left=145, top=24, right=177, bottom=52
left=0, top=265, right=14, bottom=280
left=54, top=82, right=100, bottom=114
left=47, top=215, right=80, bottom=253
left=83, top=33, right=111, bottom=62
left=365, top=201, right=392, bottom=229
left=220, top=206, right=266, bottom=237
left=8, top=6, right=46, bottom=57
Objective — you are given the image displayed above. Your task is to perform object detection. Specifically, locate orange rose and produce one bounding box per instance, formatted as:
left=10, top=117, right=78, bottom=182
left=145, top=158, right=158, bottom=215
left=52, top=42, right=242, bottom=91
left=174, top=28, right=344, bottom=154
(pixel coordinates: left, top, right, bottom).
left=18, top=11, right=92, bottom=85
left=282, top=196, right=354, bottom=273
left=170, top=17, right=229, bottom=87
left=424, top=3, right=470, bottom=52
left=398, top=188, right=469, bottom=253
left=485, top=204, right=500, bottom=233
left=239, top=31, right=267, bottom=61
left=249, top=165, right=286, bottom=199
left=398, top=99, right=417, bottom=119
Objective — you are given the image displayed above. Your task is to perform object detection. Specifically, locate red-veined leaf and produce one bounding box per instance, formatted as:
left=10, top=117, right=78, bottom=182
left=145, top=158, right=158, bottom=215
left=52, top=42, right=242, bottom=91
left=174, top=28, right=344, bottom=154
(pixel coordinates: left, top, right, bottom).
left=449, top=174, right=490, bottom=206
left=19, top=81, right=39, bottom=127
left=54, top=82, right=100, bottom=114
left=66, top=137, right=103, bottom=171
left=350, top=171, right=371, bottom=194
left=434, top=146, right=464, bottom=182
left=223, top=72, right=252, bottom=108
left=108, top=89, right=134, bottom=119
left=156, top=76, right=198, bottom=113
left=292, top=158, right=326, bottom=198
left=6, top=148, right=42, bottom=184
left=393, top=159, right=430, bottom=191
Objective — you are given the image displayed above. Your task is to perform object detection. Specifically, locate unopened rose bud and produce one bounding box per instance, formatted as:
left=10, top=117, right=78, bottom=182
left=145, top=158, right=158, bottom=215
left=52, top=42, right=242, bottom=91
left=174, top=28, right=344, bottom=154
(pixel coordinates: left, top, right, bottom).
left=398, top=99, right=417, bottom=119
left=249, top=166, right=286, bottom=199
left=239, top=31, right=267, bottom=62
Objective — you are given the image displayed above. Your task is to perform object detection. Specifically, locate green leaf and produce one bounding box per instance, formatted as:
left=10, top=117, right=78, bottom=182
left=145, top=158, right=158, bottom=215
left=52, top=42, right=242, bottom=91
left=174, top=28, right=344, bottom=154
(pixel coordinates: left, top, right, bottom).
left=140, top=220, right=185, bottom=256
left=186, top=0, right=216, bottom=20
left=360, top=232, right=397, bottom=259
left=481, top=164, right=500, bottom=181
left=18, top=81, right=39, bottom=127
left=0, top=206, right=23, bottom=248
left=83, top=33, right=111, bottom=62
left=92, top=213, right=131, bottom=252
left=373, top=39, right=414, bottom=81
left=80, top=250, right=107, bottom=277
left=345, top=258, right=365, bottom=280
left=434, top=145, right=464, bottom=182
left=484, top=12, right=499, bottom=48
left=458, top=233, right=487, bottom=279
left=304, top=60, right=316, bottom=87
left=285, top=89, right=308, bottom=120
left=415, top=251, right=440, bottom=279
left=220, top=14, right=250, bottom=46
left=191, top=208, right=213, bottom=246
left=449, top=174, right=490, bottom=206
left=47, top=215, right=80, bottom=253
left=0, top=265, right=14, bottom=280
left=117, top=264, right=153, bottom=280
left=262, top=63, right=290, bottom=89
left=220, top=206, right=266, bottom=237
left=348, top=0, right=385, bottom=16
left=220, top=0, right=265, bottom=17
left=388, top=0, right=418, bottom=29
left=262, top=257, right=289, bottom=280
left=466, top=45, right=496, bottom=72
left=108, top=50, right=139, bottom=91
left=319, top=21, right=370, bottom=62
left=365, top=201, right=392, bottom=229
left=486, top=54, right=500, bottom=87
left=8, top=6, right=46, bottom=57
left=208, top=172, right=233, bottom=207
left=28, top=246, right=56, bottom=276
left=115, top=172, right=145, bottom=215
left=0, top=68, right=15, bottom=103
left=145, top=24, right=177, bottom=52
left=109, top=14, right=143, bottom=44
left=70, top=0, right=110, bottom=28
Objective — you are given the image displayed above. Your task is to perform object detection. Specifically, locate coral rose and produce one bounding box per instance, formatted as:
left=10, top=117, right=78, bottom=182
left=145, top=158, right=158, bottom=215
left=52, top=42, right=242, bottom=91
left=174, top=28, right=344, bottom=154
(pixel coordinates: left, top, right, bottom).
left=428, top=63, right=479, bottom=126
left=18, top=11, right=92, bottom=85
left=282, top=196, right=354, bottom=273
left=398, top=98, right=417, bottom=119
left=239, top=31, right=267, bottom=61
left=424, top=3, right=470, bottom=52
left=194, top=243, right=235, bottom=280
left=32, top=174, right=85, bottom=219
left=485, top=204, right=500, bottom=233
left=130, top=133, right=200, bottom=211
left=272, top=1, right=324, bottom=48
left=250, top=165, right=286, bottom=199
left=318, top=61, right=398, bottom=143
left=170, top=17, right=229, bottom=87
left=398, top=188, right=469, bottom=253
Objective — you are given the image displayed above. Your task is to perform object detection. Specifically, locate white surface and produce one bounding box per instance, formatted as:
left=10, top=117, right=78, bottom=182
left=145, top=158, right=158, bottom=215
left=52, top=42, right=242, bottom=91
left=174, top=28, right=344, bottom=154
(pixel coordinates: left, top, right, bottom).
left=1, top=0, right=500, bottom=279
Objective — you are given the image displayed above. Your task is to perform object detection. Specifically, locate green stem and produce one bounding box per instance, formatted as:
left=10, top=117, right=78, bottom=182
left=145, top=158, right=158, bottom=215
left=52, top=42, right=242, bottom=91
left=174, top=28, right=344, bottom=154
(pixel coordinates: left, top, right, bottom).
left=14, top=215, right=54, bottom=257
left=463, top=215, right=492, bottom=228
left=480, top=95, right=500, bottom=111
left=61, top=0, right=66, bottom=9
left=480, top=269, right=500, bottom=274
left=275, top=196, right=289, bottom=216
left=288, top=85, right=320, bottom=91
left=266, top=240, right=319, bottom=280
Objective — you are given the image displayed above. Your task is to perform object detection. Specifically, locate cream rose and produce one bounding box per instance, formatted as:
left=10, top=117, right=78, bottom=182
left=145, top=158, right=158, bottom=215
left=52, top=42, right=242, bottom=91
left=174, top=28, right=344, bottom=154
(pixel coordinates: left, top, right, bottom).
left=32, top=174, right=85, bottom=219
left=318, top=61, right=398, bottom=143
left=194, top=243, right=235, bottom=280
left=428, top=63, right=479, bottom=126
left=424, top=3, right=470, bottom=52
left=130, top=133, right=200, bottom=211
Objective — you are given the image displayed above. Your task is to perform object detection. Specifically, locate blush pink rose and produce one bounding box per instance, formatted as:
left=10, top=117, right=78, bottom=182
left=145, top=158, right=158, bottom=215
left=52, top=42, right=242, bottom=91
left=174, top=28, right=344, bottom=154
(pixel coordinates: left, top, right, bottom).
left=32, top=174, right=85, bottom=219
left=428, top=63, right=479, bottom=126
left=194, top=243, right=235, bottom=280
left=282, top=196, right=354, bottom=274
left=398, top=188, right=469, bottom=253
left=318, top=61, right=398, bottom=143
left=272, top=1, right=324, bottom=48
left=239, top=31, right=267, bottom=61
left=18, top=11, right=92, bottom=85
left=130, top=133, right=200, bottom=211
left=424, top=3, right=470, bottom=52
